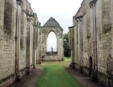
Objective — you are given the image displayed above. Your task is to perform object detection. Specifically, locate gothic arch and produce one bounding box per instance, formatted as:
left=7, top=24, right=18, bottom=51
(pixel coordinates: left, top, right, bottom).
left=46, top=31, right=57, bottom=52
left=40, top=17, right=64, bottom=61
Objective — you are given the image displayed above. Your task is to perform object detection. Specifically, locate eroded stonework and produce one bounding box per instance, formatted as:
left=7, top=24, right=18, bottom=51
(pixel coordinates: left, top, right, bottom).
left=69, top=0, right=113, bottom=86
left=0, top=0, right=40, bottom=86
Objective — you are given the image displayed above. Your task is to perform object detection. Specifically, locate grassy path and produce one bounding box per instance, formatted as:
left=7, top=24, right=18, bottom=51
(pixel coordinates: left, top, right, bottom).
left=35, top=62, right=82, bottom=87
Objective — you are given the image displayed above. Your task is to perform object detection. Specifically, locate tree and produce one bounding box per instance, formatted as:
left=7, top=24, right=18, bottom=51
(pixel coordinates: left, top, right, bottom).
left=63, top=33, right=71, bottom=57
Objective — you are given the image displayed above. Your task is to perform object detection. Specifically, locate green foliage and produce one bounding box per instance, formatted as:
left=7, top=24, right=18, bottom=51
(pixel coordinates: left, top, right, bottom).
left=33, top=24, right=38, bottom=27
left=63, top=33, right=71, bottom=57
left=35, top=63, right=82, bottom=87
left=33, top=13, right=37, bottom=17
left=28, top=12, right=37, bottom=17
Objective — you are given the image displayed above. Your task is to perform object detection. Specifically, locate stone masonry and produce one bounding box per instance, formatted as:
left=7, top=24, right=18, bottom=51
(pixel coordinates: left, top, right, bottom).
left=0, top=0, right=41, bottom=87
left=69, top=0, right=113, bottom=87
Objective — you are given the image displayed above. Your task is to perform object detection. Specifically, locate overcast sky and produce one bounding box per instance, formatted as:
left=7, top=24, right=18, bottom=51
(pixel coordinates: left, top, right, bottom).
left=28, top=0, right=83, bottom=51
left=28, top=0, right=83, bottom=33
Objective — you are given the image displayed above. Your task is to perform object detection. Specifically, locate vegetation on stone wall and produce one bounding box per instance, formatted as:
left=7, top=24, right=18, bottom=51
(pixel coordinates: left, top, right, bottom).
left=103, top=24, right=112, bottom=33
left=63, top=33, right=71, bottom=57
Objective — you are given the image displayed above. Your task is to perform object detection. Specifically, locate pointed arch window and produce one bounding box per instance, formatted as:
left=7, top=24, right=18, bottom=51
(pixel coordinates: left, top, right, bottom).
left=47, top=32, right=57, bottom=52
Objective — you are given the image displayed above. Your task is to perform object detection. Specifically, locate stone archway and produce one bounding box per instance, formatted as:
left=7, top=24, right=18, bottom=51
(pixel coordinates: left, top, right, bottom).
left=39, top=17, right=64, bottom=61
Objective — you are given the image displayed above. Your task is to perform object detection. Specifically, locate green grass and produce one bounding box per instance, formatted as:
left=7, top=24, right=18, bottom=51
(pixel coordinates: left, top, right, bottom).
left=35, top=62, right=82, bottom=87
left=64, top=57, right=71, bottom=62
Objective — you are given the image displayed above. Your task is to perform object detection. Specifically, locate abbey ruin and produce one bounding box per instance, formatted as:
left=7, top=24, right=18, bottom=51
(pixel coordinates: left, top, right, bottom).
left=69, top=0, right=113, bottom=86
left=1, top=0, right=113, bottom=87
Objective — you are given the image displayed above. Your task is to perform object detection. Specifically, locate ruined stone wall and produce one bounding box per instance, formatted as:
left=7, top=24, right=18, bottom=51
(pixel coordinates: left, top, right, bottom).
left=0, top=0, right=40, bottom=86
left=0, top=0, right=16, bottom=86
left=96, top=0, right=113, bottom=86
left=70, top=0, right=113, bottom=86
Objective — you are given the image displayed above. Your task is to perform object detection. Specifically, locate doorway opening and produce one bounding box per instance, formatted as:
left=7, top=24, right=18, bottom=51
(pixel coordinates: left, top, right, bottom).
left=89, top=56, right=93, bottom=76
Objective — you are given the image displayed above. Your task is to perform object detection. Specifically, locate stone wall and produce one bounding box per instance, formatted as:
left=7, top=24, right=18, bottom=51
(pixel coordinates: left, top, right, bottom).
left=0, top=0, right=40, bottom=86
left=69, top=0, right=113, bottom=86
left=0, top=0, right=16, bottom=86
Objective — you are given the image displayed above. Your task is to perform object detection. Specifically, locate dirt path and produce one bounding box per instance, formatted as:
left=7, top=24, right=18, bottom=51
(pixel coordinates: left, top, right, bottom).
left=67, top=68, right=102, bottom=87
left=9, top=67, right=43, bottom=87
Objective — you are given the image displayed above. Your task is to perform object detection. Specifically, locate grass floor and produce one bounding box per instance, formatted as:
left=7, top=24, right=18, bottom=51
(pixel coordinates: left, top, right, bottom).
left=35, top=62, right=82, bottom=87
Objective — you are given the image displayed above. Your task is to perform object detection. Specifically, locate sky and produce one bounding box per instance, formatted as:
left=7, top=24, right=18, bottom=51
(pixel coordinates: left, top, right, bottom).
left=28, top=0, right=83, bottom=33
left=28, top=0, right=83, bottom=51
left=47, top=32, right=57, bottom=52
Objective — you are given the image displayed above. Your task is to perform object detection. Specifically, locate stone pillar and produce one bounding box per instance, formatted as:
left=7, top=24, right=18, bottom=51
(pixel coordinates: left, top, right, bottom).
left=89, top=0, right=98, bottom=81
left=26, top=16, right=34, bottom=74
left=19, top=0, right=27, bottom=72
left=57, top=36, right=61, bottom=60
left=15, top=4, right=21, bottom=80
left=59, top=37, right=64, bottom=61
left=30, top=18, right=34, bottom=69
left=26, top=17, right=30, bottom=74
left=33, top=27, right=38, bottom=68
left=37, top=28, right=42, bottom=64
left=69, top=26, right=75, bottom=69
left=71, top=28, right=75, bottom=66
left=73, top=17, right=78, bottom=65
left=61, top=37, right=64, bottom=60
left=76, top=16, right=83, bottom=73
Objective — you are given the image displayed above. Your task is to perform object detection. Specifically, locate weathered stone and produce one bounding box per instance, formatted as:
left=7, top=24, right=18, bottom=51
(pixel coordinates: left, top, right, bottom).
left=0, top=0, right=40, bottom=86
left=69, top=0, right=113, bottom=86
